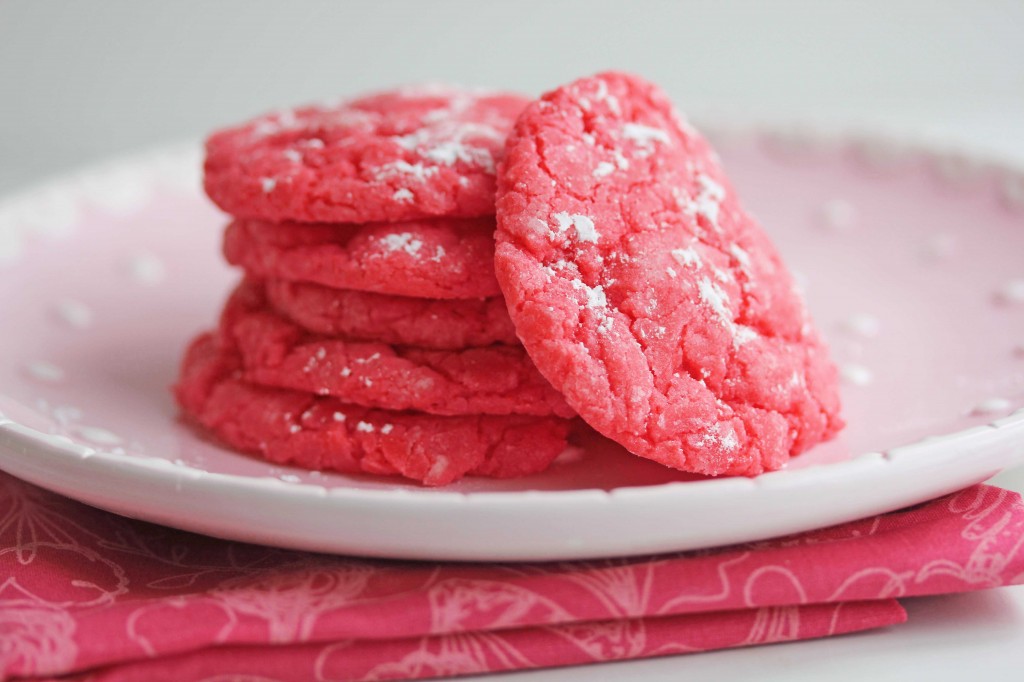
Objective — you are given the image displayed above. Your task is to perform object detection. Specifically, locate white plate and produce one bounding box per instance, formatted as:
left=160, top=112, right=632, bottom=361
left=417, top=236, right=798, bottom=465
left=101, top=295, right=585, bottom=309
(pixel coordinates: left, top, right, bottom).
left=1, top=132, right=1023, bottom=561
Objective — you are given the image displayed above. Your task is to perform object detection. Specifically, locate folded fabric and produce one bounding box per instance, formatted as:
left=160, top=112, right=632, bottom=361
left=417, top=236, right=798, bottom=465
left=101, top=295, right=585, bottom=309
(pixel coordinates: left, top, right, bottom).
left=2, top=472, right=1023, bottom=681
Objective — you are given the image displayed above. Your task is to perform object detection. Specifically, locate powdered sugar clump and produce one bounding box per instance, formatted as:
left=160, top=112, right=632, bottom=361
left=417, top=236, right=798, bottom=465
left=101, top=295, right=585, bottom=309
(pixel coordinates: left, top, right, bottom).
left=698, top=277, right=732, bottom=324
left=551, top=212, right=599, bottom=243
left=671, top=246, right=701, bottom=268
left=374, top=161, right=439, bottom=182
left=380, top=232, right=424, bottom=256
left=622, top=123, right=670, bottom=150
left=693, top=174, right=726, bottom=228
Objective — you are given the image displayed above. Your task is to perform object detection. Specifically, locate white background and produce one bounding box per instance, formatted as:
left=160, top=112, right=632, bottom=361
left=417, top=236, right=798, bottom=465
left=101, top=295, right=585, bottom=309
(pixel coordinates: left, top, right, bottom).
left=1, top=0, right=1023, bottom=191
left=2, top=1, right=1023, bottom=679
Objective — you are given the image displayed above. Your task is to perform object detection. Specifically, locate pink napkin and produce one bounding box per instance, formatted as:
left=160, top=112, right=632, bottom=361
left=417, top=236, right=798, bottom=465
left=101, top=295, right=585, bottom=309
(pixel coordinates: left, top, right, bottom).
left=2, top=472, right=1023, bottom=682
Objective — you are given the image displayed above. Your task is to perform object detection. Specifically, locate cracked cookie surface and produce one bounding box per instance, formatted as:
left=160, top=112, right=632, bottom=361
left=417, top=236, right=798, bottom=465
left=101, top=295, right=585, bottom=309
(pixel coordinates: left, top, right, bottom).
left=264, top=279, right=517, bottom=349
left=495, top=72, right=842, bottom=476
left=174, top=333, right=570, bottom=486
left=224, top=217, right=500, bottom=299
left=205, top=85, right=528, bottom=224
left=221, top=280, right=574, bottom=418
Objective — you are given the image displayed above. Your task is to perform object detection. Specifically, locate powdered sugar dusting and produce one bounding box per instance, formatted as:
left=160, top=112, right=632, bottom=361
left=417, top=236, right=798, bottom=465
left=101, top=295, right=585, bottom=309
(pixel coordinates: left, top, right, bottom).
left=380, top=232, right=424, bottom=256
left=571, top=279, right=608, bottom=310
left=696, top=423, right=740, bottom=452
left=393, top=122, right=500, bottom=174
left=423, top=141, right=495, bottom=173
left=374, top=161, right=439, bottom=182
left=592, top=78, right=621, bottom=115
left=355, top=421, right=375, bottom=433
left=551, top=212, right=599, bottom=243
left=622, top=123, right=670, bottom=150
left=693, top=174, right=726, bottom=228
left=734, top=325, right=759, bottom=345
left=729, top=244, right=751, bottom=269
left=671, top=246, right=702, bottom=268
left=260, top=177, right=277, bottom=193
left=570, top=279, right=614, bottom=333
left=392, top=188, right=414, bottom=203
left=698, top=277, right=732, bottom=324
left=695, top=277, right=757, bottom=347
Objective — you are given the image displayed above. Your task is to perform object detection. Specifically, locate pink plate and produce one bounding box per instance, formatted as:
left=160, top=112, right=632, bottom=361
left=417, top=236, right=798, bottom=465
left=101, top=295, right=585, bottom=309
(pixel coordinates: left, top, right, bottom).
left=1, top=131, right=1023, bottom=561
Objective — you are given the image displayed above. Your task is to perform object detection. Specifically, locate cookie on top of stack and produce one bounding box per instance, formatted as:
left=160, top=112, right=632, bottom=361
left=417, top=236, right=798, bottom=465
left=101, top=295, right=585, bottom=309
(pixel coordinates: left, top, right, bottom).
left=175, top=85, right=576, bottom=486
left=176, top=73, right=844, bottom=487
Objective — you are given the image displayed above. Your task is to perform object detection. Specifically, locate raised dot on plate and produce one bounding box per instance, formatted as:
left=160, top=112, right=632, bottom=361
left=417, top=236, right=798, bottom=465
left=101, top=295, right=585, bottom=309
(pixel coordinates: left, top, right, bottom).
left=124, top=252, right=166, bottom=285
left=73, top=425, right=122, bottom=446
left=850, top=136, right=911, bottom=171
left=762, top=126, right=831, bottom=158
left=1014, top=343, right=1024, bottom=359
left=839, top=313, right=881, bottom=339
left=53, top=298, right=94, bottom=329
left=77, top=164, right=153, bottom=214
left=1000, top=173, right=1024, bottom=211
left=995, top=279, right=1024, bottom=305
left=815, top=199, right=856, bottom=231
left=840, top=364, right=873, bottom=387
left=971, top=397, right=1011, bottom=416
left=930, top=151, right=983, bottom=186
left=24, top=360, right=64, bottom=383
left=0, top=228, right=24, bottom=265
left=922, top=233, right=957, bottom=261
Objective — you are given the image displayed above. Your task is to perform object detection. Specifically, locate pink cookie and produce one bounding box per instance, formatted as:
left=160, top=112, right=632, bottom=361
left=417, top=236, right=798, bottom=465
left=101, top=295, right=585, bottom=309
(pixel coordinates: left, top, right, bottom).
left=221, top=280, right=574, bottom=418
left=264, top=279, right=517, bottom=349
left=174, top=334, right=570, bottom=486
left=495, top=72, right=843, bottom=476
left=205, top=85, right=528, bottom=224
left=223, top=217, right=500, bottom=299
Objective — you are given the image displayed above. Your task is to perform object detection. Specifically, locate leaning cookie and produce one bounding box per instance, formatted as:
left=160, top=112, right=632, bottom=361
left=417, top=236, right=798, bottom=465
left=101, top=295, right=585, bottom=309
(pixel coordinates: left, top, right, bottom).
left=223, top=217, right=500, bottom=299
left=221, top=280, right=575, bottom=418
left=495, top=72, right=843, bottom=476
left=205, top=84, right=528, bottom=224
left=174, top=333, right=571, bottom=486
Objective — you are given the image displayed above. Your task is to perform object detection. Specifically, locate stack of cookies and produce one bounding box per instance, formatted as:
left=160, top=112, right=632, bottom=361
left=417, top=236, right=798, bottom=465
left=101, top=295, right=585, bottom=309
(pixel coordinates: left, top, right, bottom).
left=175, top=86, right=576, bottom=486
left=176, top=73, right=845, bottom=487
